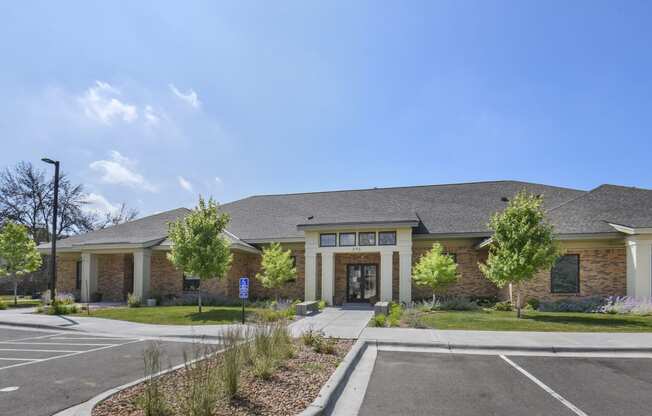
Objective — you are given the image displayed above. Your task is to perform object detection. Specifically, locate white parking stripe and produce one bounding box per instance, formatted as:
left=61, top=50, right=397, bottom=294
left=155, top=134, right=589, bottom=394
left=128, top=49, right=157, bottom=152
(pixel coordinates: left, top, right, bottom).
left=0, top=348, right=82, bottom=353
left=5, top=333, right=61, bottom=342
left=0, top=339, right=143, bottom=371
left=0, top=358, right=37, bottom=361
left=0, top=342, right=116, bottom=346
left=500, top=355, right=588, bottom=416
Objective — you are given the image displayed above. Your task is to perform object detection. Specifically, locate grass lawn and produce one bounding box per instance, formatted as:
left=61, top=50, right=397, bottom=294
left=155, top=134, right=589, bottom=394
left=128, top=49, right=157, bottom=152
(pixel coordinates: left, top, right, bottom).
left=418, top=310, right=652, bottom=332
left=0, top=295, right=42, bottom=308
left=76, top=305, right=258, bottom=325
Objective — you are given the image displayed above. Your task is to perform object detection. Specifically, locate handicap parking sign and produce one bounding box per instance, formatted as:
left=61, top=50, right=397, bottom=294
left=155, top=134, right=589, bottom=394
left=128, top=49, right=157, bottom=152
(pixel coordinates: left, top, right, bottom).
left=239, top=277, right=249, bottom=299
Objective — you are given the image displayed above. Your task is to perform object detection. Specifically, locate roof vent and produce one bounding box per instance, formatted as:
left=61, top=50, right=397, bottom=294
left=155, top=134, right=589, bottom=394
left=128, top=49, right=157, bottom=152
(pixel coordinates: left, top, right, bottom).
left=307, top=215, right=314, bottom=220
left=501, top=197, right=509, bottom=202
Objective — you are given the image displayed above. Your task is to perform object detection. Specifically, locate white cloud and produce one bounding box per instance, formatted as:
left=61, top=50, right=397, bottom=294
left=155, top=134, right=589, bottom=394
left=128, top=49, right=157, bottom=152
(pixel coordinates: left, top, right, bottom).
left=169, top=84, right=201, bottom=109
left=83, top=192, right=119, bottom=217
left=215, top=177, right=223, bottom=185
left=178, top=176, right=193, bottom=192
left=78, top=81, right=138, bottom=124
left=90, top=151, right=157, bottom=192
left=144, top=105, right=160, bottom=127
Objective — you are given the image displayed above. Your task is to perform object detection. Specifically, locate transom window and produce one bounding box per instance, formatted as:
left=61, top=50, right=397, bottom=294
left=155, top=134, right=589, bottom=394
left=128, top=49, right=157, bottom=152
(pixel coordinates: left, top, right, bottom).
left=319, top=233, right=337, bottom=247
left=378, top=231, right=397, bottom=246
left=339, top=232, right=356, bottom=246
left=358, top=232, right=376, bottom=246
left=551, top=254, right=580, bottom=293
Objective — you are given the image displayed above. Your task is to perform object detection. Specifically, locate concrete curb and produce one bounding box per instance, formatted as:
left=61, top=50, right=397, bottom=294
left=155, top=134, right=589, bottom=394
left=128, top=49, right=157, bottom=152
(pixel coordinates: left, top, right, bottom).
left=0, top=319, right=80, bottom=332
left=299, top=339, right=368, bottom=416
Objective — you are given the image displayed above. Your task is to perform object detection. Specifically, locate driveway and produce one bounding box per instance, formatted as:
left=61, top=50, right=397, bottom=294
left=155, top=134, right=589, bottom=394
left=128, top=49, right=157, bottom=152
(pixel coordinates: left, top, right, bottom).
left=0, top=326, right=197, bottom=416
left=358, top=350, right=652, bottom=416
left=290, top=305, right=373, bottom=338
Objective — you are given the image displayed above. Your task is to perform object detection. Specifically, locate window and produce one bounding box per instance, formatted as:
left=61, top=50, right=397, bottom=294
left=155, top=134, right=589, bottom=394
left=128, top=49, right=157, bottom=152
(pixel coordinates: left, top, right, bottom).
left=378, top=231, right=397, bottom=246
left=75, top=260, right=82, bottom=291
left=358, top=232, right=376, bottom=246
left=339, top=232, right=356, bottom=246
left=319, top=233, right=337, bottom=247
left=551, top=255, right=580, bottom=293
left=183, top=274, right=201, bottom=292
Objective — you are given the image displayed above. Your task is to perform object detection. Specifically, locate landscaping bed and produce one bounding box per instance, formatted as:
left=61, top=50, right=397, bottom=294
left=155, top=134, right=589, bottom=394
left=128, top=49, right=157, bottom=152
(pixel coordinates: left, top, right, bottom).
left=93, top=330, right=352, bottom=416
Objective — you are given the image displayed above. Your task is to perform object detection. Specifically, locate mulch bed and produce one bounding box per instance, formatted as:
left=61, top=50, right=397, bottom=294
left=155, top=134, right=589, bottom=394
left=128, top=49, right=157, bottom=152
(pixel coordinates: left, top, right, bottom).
left=93, top=339, right=353, bottom=416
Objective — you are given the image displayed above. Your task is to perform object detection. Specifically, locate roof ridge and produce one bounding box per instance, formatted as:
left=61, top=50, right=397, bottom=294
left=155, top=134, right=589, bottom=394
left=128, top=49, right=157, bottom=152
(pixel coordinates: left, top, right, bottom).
left=243, top=180, right=584, bottom=199
left=545, top=184, right=606, bottom=213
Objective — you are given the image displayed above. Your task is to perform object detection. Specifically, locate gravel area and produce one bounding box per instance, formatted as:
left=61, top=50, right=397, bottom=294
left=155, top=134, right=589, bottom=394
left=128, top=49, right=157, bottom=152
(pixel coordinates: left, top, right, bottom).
left=93, top=339, right=353, bottom=416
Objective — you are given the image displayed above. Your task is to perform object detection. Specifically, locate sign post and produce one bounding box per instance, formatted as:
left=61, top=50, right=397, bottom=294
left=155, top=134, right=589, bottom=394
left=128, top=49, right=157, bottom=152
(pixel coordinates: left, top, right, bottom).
left=239, top=276, right=249, bottom=324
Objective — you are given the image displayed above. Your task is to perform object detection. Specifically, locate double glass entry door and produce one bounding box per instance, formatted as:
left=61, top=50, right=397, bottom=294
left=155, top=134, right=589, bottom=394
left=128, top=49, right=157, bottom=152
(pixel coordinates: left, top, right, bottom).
left=347, top=264, right=378, bottom=302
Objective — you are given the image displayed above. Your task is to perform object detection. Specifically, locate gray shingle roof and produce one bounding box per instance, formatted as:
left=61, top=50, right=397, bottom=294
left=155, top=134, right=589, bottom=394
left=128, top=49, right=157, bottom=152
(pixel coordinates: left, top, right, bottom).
left=547, top=184, right=652, bottom=234
left=220, top=181, right=585, bottom=240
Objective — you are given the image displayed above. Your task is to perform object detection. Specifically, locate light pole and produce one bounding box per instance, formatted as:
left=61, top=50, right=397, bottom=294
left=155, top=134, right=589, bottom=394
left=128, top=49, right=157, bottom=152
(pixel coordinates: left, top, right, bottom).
left=42, top=158, right=60, bottom=303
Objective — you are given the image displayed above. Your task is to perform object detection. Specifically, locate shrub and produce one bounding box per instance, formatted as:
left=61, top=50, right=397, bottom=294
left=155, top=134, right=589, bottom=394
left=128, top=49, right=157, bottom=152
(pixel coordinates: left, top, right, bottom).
left=312, top=334, right=336, bottom=354
left=128, top=293, right=141, bottom=308
left=388, top=303, right=402, bottom=327
left=301, top=329, right=320, bottom=347
left=538, top=297, right=606, bottom=313
left=371, top=313, right=387, bottom=327
left=0, top=299, right=6, bottom=310
left=41, top=290, right=76, bottom=305
left=599, top=296, right=652, bottom=315
left=470, top=296, right=499, bottom=308
left=433, top=297, right=480, bottom=311
left=318, top=299, right=327, bottom=310
left=177, top=343, right=221, bottom=416
left=46, top=301, right=79, bottom=315
left=494, top=301, right=513, bottom=312
left=272, top=323, right=295, bottom=359
left=138, top=343, right=170, bottom=416
left=220, top=327, right=242, bottom=399
left=402, top=308, right=427, bottom=328
left=525, top=298, right=540, bottom=311
left=252, top=323, right=277, bottom=379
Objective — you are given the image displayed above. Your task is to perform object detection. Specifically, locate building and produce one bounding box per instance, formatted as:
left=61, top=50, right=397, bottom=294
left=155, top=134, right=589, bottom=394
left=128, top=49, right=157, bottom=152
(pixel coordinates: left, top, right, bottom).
left=37, top=181, right=652, bottom=304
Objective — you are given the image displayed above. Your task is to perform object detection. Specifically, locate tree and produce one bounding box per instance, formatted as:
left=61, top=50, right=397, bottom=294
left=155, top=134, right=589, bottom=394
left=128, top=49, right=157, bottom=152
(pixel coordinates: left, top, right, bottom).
left=412, top=242, right=458, bottom=303
left=167, top=197, right=232, bottom=312
left=0, top=222, right=42, bottom=306
left=95, top=203, right=139, bottom=229
left=479, top=191, right=560, bottom=318
left=255, top=242, right=297, bottom=302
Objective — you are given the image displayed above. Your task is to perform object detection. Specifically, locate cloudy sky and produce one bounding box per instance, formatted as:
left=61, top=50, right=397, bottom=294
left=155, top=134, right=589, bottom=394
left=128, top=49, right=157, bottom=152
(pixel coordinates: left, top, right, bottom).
left=1, top=1, right=651, bottom=219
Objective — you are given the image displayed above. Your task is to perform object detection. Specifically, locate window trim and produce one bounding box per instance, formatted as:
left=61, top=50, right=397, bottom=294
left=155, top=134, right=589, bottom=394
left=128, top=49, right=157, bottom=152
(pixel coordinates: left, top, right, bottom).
left=378, top=231, right=397, bottom=246
left=75, top=260, right=82, bottom=291
left=358, top=232, right=377, bottom=246
left=339, top=232, right=356, bottom=247
left=319, top=233, right=337, bottom=247
left=550, top=254, right=580, bottom=294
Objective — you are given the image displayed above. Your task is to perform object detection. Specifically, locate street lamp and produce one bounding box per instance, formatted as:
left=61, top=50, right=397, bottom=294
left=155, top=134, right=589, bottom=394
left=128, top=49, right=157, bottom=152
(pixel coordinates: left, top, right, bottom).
left=42, top=158, right=60, bottom=302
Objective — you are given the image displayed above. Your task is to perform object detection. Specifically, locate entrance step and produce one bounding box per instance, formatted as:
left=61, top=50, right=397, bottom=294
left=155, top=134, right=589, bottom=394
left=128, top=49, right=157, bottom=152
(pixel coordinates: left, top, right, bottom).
left=341, top=303, right=374, bottom=310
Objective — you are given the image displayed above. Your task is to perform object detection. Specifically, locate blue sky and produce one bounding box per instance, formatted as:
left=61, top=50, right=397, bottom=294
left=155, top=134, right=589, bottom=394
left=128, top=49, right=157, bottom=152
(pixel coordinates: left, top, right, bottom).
left=1, top=1, right=651, bottom=217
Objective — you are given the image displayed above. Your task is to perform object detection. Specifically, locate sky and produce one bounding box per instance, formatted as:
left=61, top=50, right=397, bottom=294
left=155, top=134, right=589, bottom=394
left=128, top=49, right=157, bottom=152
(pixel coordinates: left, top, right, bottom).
left=1, top=1, right=651, bottom=218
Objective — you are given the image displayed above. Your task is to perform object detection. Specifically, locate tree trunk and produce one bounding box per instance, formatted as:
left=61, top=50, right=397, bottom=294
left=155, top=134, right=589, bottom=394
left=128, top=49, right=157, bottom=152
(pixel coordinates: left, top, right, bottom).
left=13, top=276, right=18, bottom=306
left=198, top=291, right=203, bottom=314
left=515, top=284, right=522, bottom=319
left=432, top=293, right=436, bottom=305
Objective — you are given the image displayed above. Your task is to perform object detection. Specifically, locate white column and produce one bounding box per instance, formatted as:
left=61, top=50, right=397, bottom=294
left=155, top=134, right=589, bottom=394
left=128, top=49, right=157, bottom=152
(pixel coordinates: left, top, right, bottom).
left=321, top=252, right=335, bottom=305
left=380, top=250, right=393, bottom=302
left=304, top=232, right=318, bottom=301
left=133, top=249, right=152, bottom=301
left=81, top=252, right=98, bottom=303
left=397, top=228, right=413, bottom=303
left=626, top=237, right=652, bottom=298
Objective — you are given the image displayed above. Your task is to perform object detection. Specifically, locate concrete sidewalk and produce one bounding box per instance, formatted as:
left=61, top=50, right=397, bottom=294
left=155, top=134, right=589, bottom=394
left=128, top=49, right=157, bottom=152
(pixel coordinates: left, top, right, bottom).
left=360, top=327, right=652, bottom=352
left=289, top=306, right=374, bottom=338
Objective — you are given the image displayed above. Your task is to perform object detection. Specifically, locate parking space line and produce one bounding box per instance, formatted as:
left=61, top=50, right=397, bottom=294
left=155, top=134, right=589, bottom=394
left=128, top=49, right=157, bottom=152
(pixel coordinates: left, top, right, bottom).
left=0, top=342, right=117, bottom=347
left=0, top=348, right=82, bottom=353
left=51, top=337, right=135, bottom=341
left=500, top=355, right=588, bottom=416
left=5, top=333, right=61, bottom=342
left=0, top=339, right=143, bottom=371
left=0, top=357, right=38, bottom=361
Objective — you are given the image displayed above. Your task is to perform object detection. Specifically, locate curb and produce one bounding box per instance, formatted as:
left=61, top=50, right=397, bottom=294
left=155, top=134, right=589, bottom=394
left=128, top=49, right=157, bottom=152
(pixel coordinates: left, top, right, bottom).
left=299, top=339, right=368, bottom=416
left=0, top=320, right=80, bottom=332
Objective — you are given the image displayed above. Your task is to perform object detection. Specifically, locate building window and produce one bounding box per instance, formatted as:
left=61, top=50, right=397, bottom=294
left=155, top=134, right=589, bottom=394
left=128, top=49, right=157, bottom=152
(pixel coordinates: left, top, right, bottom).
left=75, top=260, right=82, bottom=291
left=339, top=232, right=356, bottom=247
left=319, top=233, right=337, bottom=247
left=378, top=231, right=397, bottom=246
left=358, top=232, right=376, bottom=246
left=551, top=254, right=580, bottom=293
left=183, top=274, right=201, bottom=292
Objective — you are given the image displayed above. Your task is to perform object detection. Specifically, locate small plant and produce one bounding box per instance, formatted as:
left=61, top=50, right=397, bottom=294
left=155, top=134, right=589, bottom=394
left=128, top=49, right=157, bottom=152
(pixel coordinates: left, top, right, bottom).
left=177, top=342, right=221, bottom=416
left=220, top=326, right=242, bottom=399
left=599, top=296, right=652, bottom=315
left=388, top=303, right=402, bottom=327
left=433, top=297, right=480, bottom=311
left=538, top=297, right=605, bottom=313
left=128, top=293, right=142, bottom=308
left=312, top=335, right=336, bottom=354
left=138, top=343, right=170, bottom=416
left=402, top=308, right=427, bottom=328
left=272, top=322, right=295, bottom=359
left=317, top=299, right=327, bottom=310
left=301, top=328, right=319, bottom=346
left=494, top=300, right=513, bottom=311
left=371, top=313, right=387, bottom=327
left=252, top=323, right=277, bottom=379
left=525, top=298, right=540, bottom=311
left=0, top=299, right=6, bottom=310
left=46, top=300, right=79, bottom=315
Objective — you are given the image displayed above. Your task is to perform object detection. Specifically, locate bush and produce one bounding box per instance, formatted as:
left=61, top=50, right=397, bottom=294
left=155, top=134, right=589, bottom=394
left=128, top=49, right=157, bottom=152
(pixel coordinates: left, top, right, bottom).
left=0, top=299, right=6, bottom=310
left=318, top=299, right=327, bottom=310
left=301, top=329, right=320, bottom=347
left=433, top=297, right=480, bottom=311
left=494, top=301, right=513, bottom=312
left=371, top=313, right=387, bottom=327
left=41, top=290, right=76, bottom=305
left=251, top=323, right=278, bottom=379
left=538, top=297, right=606, bottom=313
left=220, top=327, right=243, bottom=399
left=388, top=303, right=402, bottom=327
left=312, top=333, right=336, bottom=354
left=138, top=343, right=170, bottom=416
left=177, top=343, right=221, bottom=416
left=128, top=293, right=142, bottom=308
left=525, top=298, right=540, bottom=311
left=599, top=296, right=652, bottom=315
left=46, top=301, right=78, bottom=315
left=470, top=296, right=499, bottom=308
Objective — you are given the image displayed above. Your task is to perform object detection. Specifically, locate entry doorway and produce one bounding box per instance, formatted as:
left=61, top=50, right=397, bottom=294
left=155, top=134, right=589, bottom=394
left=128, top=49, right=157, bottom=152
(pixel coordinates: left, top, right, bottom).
left=347, top=264, right=378, bottom=302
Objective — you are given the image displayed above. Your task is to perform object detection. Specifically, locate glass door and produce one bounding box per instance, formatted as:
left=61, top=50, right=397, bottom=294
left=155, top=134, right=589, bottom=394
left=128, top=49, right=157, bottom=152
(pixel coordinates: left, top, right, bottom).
left=347, top=264, right=378, bottom=302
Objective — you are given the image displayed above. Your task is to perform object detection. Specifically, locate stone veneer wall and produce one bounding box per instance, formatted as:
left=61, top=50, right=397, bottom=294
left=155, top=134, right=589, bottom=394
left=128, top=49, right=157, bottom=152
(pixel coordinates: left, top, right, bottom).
left=334, top=252, right=381, bottom=305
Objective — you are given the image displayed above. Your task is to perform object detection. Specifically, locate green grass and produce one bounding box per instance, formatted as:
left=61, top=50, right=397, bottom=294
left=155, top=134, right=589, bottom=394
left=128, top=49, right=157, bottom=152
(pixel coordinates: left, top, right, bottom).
left=418, top=310, right=652, bottom=332
left=0, top=295, right=42, bottom=308
left=74, top=305, right=257, bottom=325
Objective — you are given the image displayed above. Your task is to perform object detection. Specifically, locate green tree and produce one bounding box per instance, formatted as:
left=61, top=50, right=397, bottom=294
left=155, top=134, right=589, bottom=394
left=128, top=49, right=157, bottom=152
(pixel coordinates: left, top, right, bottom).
left=255, top=242, right=297, bottom=302
left=0, top=222, right=42, bottom=306
left=412, top=242, right=458, bottom=303
left=167, top=197, right=233, bottom=313
left=479, top=191, right=560, bottom=318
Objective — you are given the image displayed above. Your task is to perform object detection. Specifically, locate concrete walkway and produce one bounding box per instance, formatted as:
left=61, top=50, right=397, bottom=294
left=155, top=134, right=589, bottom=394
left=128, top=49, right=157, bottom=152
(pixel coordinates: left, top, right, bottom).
left=290, top=305, right=374, bottom=338
left=361, top=327, right=652, bottom=352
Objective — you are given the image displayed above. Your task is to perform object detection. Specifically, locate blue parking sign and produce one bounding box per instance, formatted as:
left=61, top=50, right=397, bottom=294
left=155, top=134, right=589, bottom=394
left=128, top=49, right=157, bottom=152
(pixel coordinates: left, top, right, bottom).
left=239, top=277, right=249, bottom=299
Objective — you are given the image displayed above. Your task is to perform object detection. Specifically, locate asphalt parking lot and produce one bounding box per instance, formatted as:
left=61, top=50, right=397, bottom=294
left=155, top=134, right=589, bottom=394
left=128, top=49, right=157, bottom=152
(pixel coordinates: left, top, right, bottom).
left=359, top=350, right=652, bottom=416
left=0, top=326, right=194, bottom=416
